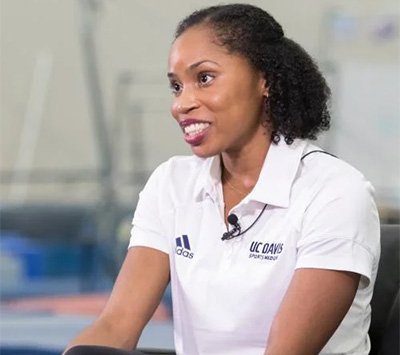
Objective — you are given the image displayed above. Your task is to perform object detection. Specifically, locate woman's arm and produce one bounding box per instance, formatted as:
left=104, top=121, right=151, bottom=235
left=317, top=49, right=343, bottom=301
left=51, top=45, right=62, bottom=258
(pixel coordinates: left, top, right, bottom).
left=264, top=268, right=360, bottom=355
left=264, top=165, right=379, bottom=354
left=63, top=246, right=170, bottom=353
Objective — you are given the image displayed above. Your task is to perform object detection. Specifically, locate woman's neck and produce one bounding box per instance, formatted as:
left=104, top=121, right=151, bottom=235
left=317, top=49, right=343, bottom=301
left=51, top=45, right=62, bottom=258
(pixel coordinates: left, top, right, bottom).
left=221, top=138, right=271, bottom=191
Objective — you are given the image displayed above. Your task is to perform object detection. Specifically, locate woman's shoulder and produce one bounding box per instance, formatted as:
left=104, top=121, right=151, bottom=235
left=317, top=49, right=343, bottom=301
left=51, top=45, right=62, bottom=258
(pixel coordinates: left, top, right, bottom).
left=300, top=144, right=369, bottom=186
left=295, top=143, right=377, bottom=212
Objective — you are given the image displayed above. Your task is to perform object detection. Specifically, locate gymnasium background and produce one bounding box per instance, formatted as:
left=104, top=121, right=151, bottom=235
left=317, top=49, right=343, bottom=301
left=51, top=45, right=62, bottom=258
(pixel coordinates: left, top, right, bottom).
left=0, top=0, right=399, bottom=353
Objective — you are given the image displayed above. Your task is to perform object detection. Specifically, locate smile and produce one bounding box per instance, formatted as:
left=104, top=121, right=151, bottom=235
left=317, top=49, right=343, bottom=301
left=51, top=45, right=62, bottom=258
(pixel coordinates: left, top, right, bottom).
left=183, top=123, right=210, bottom=136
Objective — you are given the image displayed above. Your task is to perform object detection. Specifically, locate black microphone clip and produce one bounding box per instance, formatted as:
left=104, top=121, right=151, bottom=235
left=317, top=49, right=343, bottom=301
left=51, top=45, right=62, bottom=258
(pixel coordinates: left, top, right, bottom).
left=221, top=214, right=241, bottom=241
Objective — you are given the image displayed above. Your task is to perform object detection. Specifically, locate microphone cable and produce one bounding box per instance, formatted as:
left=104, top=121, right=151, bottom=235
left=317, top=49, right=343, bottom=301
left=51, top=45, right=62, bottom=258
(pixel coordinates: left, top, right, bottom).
left=222, top=204, right=268, bottom=240
left=221, top=149, right=337, bottom=241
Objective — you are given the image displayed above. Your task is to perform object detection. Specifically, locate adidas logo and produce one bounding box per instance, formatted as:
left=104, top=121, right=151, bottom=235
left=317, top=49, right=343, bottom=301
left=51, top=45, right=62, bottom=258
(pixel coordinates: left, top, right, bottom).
left=175, top=234, right=194, bottom=259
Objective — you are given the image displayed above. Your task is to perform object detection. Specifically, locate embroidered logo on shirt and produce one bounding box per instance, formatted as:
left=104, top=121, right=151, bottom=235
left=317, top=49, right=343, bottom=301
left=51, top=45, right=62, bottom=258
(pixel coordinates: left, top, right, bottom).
left=249, top=241, right=284, bottom=261
left=175, top=234, right=194, bottom=259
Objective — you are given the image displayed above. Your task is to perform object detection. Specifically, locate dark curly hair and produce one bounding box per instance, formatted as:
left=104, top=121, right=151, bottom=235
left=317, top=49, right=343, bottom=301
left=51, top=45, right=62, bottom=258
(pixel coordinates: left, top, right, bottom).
left=175, top=4, right=331, bottom=144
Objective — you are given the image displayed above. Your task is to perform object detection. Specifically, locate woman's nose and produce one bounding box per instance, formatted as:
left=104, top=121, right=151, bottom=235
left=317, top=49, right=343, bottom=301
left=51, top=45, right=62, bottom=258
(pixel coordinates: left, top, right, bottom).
left=175, top=89, right=199, bottom=115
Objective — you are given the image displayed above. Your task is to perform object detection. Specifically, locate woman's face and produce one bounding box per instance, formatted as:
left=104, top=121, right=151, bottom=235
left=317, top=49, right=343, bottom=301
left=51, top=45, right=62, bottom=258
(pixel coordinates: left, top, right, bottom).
left=168, top=25, right=269, bottom=158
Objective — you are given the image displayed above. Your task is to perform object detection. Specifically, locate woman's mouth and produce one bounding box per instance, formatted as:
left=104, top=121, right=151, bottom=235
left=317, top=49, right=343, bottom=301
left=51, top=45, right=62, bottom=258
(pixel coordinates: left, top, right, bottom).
left=183, top=122, right=210, bottom=135
left=180, top=121, right=211, bottom=145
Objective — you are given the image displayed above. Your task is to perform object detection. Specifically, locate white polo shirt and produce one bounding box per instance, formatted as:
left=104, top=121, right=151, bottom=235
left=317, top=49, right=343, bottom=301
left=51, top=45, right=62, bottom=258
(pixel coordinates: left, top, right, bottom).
left=129, top=138, right=380, bottom=355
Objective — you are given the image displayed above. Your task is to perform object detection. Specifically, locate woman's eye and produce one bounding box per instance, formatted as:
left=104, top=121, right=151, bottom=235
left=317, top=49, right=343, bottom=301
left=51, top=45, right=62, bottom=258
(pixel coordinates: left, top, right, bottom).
left=170, top=82, right=181, bottom=94
left=198, top=73, right=214, bottom=85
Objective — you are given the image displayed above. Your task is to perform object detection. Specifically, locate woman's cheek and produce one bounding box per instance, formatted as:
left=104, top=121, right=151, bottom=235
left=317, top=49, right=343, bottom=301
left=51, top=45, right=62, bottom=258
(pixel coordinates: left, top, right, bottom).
left=170, top=102, right=179, bottom=120
left=207, top=90, right=230, bottom=111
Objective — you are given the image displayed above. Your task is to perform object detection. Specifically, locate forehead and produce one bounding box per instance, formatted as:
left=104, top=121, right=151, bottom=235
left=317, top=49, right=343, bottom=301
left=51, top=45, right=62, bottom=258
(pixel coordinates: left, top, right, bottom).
left=168, top=26, right=230, bottom=69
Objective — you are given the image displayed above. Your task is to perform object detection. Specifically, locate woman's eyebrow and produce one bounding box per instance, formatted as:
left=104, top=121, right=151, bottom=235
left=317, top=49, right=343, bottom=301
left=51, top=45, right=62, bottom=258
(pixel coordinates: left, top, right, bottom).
left=167, top=59, right=221, bottom=78
left=189, top=59, right=221, bottom=70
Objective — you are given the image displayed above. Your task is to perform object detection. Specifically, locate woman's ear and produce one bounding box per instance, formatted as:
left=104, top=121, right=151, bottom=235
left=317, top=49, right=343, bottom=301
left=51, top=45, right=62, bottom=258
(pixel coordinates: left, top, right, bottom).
left=258, top=74, right=269, bottom=98
left=261, top=78, right=269, bottom=99
left=263, top=83, right=269, bottom=99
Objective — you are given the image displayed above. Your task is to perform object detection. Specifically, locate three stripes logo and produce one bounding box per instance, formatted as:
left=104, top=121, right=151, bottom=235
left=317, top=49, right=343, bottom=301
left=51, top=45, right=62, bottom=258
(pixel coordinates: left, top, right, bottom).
left=175, top=234, right=194, bottom=259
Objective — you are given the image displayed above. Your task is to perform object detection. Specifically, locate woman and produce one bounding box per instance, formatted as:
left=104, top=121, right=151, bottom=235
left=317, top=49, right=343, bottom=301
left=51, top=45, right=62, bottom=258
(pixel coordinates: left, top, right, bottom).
left=65, top=4, right=380, bottom=355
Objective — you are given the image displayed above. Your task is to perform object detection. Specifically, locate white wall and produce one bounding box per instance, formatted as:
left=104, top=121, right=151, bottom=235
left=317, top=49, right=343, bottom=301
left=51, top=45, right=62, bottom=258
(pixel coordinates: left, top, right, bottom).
left=1, top=0, right=399, bottom=210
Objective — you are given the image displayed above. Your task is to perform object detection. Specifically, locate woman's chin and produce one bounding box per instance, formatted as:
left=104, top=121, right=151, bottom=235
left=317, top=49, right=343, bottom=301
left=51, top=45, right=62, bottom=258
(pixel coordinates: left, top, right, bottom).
left=190, top=145, right=219, bottom=158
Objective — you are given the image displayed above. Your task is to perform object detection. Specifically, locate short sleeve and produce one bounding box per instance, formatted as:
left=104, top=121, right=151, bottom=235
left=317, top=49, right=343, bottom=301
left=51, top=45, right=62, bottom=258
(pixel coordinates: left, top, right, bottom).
left=296, top=170, right=380, bottom=288
left=128, top=163, right=170, bottom=254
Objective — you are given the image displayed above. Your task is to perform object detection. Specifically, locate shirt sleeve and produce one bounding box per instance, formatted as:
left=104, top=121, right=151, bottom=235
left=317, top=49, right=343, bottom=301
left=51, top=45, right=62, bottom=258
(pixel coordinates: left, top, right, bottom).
left=295, top=170, right=380, bottom=288
left=128, top=163, right=170, bottom=254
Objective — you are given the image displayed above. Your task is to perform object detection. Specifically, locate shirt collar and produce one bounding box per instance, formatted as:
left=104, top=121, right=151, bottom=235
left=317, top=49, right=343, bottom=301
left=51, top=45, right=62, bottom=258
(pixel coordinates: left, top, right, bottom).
left=194, top=138, right=307, bottom=207
left=249, top=138, right=307, bottom=207
left=193, top=154, right=222, bottom=202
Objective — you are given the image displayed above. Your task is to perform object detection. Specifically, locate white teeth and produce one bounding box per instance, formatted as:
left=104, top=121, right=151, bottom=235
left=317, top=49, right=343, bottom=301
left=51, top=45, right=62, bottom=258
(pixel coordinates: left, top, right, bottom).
left=184, top=123, right=210, bottom=135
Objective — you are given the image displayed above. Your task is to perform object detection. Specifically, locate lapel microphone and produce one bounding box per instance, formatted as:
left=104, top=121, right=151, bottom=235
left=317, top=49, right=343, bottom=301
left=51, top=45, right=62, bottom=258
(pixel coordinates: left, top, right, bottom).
left=222, top=214, right=241, bottom=240
left=221, top=204, right=268, bottom=241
